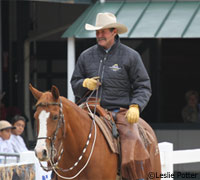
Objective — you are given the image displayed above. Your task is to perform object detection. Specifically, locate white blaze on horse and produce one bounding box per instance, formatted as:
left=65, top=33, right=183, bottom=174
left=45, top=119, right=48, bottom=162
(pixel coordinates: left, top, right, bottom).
left=35, top=110, right=50, bottom=160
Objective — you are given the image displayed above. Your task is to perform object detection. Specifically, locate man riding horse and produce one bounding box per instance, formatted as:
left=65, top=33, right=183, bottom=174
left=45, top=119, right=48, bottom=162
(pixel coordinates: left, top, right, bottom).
left=71, top=12, right=154, bottom=179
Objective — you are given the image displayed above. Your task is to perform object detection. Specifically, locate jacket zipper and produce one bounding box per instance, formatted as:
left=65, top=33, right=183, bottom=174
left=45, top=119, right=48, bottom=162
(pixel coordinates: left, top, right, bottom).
left=99, top=55, right=107, bottom=101
left=97, top=59, right=103, bottom=77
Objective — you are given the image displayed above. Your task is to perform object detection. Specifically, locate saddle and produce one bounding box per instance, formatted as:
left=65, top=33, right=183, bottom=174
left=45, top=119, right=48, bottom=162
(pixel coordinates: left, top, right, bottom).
left=79, top=98, right=119, bottom=153
left=79, top=98, right=110, bottom=119
left=79, top=98, right=153, bottom=179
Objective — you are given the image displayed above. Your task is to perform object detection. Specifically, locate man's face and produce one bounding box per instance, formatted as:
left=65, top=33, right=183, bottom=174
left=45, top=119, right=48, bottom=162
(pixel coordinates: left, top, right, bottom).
left=96, top=28, right=117, bottom=49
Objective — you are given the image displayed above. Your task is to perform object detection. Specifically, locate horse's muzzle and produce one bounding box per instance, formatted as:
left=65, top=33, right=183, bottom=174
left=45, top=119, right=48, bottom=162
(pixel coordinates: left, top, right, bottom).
left=35, top=148, right=49, bottom=161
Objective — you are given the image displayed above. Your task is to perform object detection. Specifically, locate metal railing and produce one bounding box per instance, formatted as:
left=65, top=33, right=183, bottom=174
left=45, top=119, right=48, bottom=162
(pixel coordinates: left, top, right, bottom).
left=0, top=152, right=20, bottom=164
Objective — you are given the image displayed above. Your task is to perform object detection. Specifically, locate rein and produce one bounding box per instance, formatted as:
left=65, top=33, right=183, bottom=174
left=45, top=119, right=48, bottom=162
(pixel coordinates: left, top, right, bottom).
left=51, top=89, right=98, bottom=179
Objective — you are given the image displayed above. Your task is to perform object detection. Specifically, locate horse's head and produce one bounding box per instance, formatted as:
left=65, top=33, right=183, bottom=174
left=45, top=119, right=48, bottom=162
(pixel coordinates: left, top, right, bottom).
left=29, top=84, right=64, bottom=161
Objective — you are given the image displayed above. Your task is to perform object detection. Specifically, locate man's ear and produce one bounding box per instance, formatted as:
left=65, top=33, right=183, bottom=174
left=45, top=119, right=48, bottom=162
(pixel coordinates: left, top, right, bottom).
left=113, top=28, right=118, bottom=36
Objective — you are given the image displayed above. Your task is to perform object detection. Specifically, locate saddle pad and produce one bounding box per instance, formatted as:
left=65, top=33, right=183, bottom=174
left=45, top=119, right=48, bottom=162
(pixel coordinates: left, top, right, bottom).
left=88, top=112, right=119, bottom=154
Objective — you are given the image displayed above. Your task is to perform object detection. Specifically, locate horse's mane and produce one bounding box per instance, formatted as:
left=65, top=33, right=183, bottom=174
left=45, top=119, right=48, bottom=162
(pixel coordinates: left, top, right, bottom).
left=61, top=96, right=77, bottom=107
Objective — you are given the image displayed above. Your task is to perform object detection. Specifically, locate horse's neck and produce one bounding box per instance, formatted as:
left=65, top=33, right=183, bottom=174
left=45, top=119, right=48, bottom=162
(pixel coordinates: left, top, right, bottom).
left=62, top=99, right=92, bottom=154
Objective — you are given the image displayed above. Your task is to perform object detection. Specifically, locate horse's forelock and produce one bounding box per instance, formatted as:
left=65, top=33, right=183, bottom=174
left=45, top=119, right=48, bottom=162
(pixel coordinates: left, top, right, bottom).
left=35, top=92, right=55, bottom=106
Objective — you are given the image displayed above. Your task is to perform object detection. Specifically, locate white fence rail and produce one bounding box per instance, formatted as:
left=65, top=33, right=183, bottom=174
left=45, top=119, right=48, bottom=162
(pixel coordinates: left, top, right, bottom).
left=159, top=142, right=200, bottom=180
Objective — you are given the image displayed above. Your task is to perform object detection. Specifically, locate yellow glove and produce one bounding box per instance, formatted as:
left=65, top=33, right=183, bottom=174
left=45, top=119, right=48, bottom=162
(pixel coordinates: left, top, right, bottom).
left=82, top=77, right=101, bottom=90
left=125, top=104, right=140, bottom=124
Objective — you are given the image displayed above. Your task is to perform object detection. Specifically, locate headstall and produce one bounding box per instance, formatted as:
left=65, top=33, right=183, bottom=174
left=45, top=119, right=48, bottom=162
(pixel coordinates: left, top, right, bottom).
left=35, top=100, right=65, bottom=171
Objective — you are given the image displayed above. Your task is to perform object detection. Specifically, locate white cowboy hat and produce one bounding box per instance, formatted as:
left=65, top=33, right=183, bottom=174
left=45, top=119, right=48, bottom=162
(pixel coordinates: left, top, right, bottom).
left=85, top=12, right=128, bottom=34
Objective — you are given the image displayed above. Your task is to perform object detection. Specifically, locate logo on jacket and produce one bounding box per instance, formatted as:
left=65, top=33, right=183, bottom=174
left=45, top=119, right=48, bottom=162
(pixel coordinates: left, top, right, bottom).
left=109, top=64, right=121, bottom=72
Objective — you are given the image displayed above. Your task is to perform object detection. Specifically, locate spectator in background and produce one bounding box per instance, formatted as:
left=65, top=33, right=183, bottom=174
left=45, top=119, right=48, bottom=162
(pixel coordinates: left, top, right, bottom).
left=0, top=120, right=16, bottom=153
left=10, top=115, right=28, bottom=152
left=182, top=90, right=200, bottom=123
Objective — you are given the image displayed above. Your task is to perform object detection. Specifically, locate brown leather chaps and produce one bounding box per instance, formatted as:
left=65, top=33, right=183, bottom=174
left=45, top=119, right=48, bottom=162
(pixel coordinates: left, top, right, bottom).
left=115, top=109, right=152, bottom=180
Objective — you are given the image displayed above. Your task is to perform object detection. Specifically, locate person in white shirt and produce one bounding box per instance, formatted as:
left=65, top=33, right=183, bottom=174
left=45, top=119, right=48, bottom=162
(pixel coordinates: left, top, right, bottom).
left=0, top=120, right=16, bottom=153
left=0, top=120, right=17, bottom=163
left=10, top=115, right=28, bottom=153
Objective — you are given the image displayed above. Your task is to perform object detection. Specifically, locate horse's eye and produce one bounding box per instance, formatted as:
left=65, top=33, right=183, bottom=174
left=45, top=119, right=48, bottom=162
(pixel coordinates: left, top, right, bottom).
left=52, top=115, right=59, bottom=121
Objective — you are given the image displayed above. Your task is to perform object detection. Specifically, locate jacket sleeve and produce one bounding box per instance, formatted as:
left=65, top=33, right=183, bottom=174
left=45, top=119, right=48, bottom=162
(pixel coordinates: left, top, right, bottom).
left=129, top=52, right=152, bottom=112
left=70, top=55, right=88, bottom=98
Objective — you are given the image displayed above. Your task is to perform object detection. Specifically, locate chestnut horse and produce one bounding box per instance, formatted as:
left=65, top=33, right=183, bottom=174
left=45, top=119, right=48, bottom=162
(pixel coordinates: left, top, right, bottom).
left=29, top=84, right=161, bottom=180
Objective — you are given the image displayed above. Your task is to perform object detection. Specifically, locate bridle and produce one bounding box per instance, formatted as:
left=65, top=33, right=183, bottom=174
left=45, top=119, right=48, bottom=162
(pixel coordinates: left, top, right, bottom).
left=35, top=100, right=65, bottom=171
left=35, top=97, right=97, bottom=179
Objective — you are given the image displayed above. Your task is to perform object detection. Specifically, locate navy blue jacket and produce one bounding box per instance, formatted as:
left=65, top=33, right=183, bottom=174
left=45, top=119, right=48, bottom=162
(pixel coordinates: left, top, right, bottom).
left=71, top=36, right=151, bottom=111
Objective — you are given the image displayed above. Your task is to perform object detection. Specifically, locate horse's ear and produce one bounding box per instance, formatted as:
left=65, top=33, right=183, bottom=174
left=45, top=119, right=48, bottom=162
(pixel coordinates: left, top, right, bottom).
left=29, top=83, right=42, bottom=100
left=51, top=85, right=60, bottom=100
